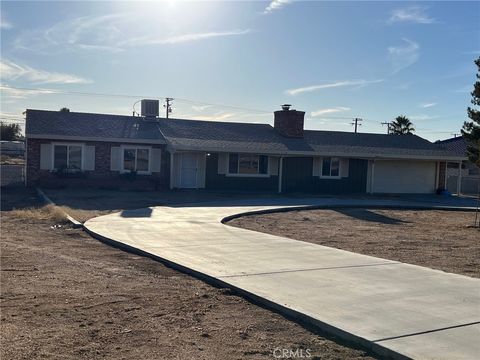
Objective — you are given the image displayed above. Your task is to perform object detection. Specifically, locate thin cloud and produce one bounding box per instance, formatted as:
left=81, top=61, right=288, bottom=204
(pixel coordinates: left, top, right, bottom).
left=1, top=60, right=92, bottom=84
left=124, top=29, right=251, bottom=46
left=388, top=38, right=419, bottom=73
left=311, top=107, right=350, bottom=117
left=410, top=114, right=440, bottom=121
left=420, top=102, right=437, bottom=108
left=0, top=84, right=55, bottom=99
left=264, top=0, right=293, bottom=14
left=0, top=13, right=13, bottom=29
left=191, top=105, right=212, bottom=112
left=388, top=6, right=436, bottom=24
left=14, top=13, right=251, bottom=54
left=189, top=111, right=237, bottom=121
left=286, top=79, right=384, bottom=96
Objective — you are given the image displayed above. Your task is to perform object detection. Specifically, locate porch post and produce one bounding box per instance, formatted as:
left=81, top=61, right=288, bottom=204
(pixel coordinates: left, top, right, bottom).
left=457, top=161, right=462, bottom=195
left=278, top=157, right=283, bottom=193
left=370, top=159, right=376, bottom=194
left=169, top=151, right=174, bottom=189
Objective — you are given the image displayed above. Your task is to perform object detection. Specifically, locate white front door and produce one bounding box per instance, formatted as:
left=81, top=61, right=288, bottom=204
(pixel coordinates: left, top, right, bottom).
left=180, top=153, right=198, bottom=188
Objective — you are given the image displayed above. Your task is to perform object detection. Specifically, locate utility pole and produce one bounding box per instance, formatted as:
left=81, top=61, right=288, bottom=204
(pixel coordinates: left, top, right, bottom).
left=351, top=118, right=362, bottom=133
left=381, top=122, right=391, bottom=134
left=164, top=98, right=173, bottom=119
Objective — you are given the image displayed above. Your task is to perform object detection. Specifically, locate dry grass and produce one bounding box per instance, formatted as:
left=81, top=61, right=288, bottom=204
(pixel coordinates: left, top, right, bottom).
left=0, top=154, right=24, bottom=165
left=55, top=206, right=102, bottom=223
left=9, top=204, right=67, bottom=223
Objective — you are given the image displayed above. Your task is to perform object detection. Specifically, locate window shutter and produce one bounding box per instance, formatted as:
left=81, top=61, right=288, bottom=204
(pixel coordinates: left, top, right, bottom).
left=150, top=148, right=162, bottom=172
left=110, top=147, right=121, bottom=171
left=173, top=153, right=182, bottom=187
left=269, top=156, right=279, bottom=176
left=340, top=158, right=349, bottom=178
left=84, top=146, right=95, bottom=171
left=312, top=157, right=321, bottom=177
left=40, top=144, right=53, bottom=170
left=218, top=153, right=228, bottom=174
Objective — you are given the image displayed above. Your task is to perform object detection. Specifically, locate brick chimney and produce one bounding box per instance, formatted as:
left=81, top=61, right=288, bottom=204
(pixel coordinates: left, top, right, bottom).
left=274, top=104, right=305, bottom=138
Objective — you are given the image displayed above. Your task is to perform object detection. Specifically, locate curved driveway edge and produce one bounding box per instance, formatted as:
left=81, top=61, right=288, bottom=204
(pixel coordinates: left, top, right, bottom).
left=84, top=197, right=480, bottom=360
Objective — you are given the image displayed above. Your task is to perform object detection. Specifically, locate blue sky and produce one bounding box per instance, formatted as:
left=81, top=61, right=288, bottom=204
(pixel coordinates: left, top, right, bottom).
left=1, top=1, right=479, bottom=141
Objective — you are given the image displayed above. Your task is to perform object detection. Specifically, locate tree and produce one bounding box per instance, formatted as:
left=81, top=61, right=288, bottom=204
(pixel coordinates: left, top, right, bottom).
left=0, top=122, right=22, bottom=141
left=461, top=56, right=480, bottom=168
left=60, top=107, right=70, bottom=112
left=390, top=115, right=415, bottom=135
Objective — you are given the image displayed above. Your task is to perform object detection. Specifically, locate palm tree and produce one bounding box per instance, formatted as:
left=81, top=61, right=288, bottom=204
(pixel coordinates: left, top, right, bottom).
left=390, top=115, right=415, bottom=135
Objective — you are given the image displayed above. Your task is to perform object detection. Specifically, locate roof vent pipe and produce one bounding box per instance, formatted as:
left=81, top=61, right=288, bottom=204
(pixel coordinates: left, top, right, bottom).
left=281, top=104, right=291, bottom=111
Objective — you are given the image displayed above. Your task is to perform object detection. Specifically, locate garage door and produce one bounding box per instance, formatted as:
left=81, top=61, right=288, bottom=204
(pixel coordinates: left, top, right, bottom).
left=372, top=160, right=436, bottom=194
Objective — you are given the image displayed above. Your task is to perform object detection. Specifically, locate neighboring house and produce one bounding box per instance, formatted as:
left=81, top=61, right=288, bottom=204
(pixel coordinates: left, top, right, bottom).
left=25, top=101, right=466, bottom=194
left=436, top=136, right=480, bottom=195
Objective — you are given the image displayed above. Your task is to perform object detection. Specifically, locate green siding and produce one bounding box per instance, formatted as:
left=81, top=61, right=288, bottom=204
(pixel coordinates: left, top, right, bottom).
left=205, top=153, right=278, bottom=191
left=205, top=154, right=367, bottom=194
left=282, top=157, right=368, bottom=194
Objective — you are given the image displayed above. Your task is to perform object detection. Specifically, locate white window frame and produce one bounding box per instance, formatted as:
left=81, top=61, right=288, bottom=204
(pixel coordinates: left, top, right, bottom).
left=320, top=157, right=341, bottom=179
left=226, top=153, right=270, bottom=178
left=52, top=142, right=85, bottom=171
left=120, top=145, right=152, bottom=175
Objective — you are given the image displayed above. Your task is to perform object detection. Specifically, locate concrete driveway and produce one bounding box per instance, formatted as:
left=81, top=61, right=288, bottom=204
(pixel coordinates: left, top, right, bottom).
left=84, top=197, right=480, bottom=360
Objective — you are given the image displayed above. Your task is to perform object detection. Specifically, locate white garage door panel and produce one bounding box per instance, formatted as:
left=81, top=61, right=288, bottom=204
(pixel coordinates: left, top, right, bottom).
left=373, top=161, right=436, bottom=194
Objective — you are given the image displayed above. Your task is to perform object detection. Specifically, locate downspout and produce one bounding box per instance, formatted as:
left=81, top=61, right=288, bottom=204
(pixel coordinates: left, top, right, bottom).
left=278, top=157, right=283, bottom=194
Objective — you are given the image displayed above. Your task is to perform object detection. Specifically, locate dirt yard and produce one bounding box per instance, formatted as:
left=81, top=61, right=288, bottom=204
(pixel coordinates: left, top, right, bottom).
left=42, top=188, right=280, bottom=223
left=229, top=208, right=480, bottom=278
left=1, top=188, right=377, bottom=360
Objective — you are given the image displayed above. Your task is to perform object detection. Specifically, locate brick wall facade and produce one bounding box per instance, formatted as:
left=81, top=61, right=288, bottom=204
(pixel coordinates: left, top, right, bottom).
left=26, top=138, right=169, bottom=190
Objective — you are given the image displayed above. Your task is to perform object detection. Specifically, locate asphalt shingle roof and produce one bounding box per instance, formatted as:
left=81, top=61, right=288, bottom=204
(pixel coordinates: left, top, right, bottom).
left=26, top=110, right=164, bottom=141
left=26, top=109, right=464, bottom=159
left=435, top=136, right=467, bottom=157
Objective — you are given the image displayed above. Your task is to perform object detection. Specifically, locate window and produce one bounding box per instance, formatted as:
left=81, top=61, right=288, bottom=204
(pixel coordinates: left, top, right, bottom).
left=322, top=157, right=340, bottom=177
left=122, top=147, right=150, bottom=173
left=228, top=153, right=268, bottom=175
left=54, top=144, right=82, bottom=170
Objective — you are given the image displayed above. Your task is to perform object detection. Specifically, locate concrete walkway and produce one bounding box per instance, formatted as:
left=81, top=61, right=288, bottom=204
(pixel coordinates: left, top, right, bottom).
left=84, top=197, right=480, bottom=359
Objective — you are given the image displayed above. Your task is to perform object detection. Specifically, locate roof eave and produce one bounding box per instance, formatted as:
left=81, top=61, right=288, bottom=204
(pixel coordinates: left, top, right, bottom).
left=167, top=144, right=466, bottom=161
left=26, top=134, right=167, bottom=145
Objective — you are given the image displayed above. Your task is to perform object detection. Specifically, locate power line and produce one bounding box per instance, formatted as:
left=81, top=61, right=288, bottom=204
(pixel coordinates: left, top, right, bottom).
left=1, top=85, right=272, bottom=115
left=0, top=85, right=378, bottom=119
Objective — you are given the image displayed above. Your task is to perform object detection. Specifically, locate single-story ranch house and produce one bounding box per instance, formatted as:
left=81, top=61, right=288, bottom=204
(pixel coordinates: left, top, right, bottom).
left=25, top=101, right=466, bottom=194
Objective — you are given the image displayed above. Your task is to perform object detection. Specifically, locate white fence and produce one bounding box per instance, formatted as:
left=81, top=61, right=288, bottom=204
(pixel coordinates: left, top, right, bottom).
left=447, top=175, right=480, bottom=196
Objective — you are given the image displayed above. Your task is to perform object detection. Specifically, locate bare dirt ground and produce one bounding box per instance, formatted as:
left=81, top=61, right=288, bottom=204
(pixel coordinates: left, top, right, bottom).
left=229, top=208, right=480, bottom=278
left=43, top=188, right=280, bottom=222
left=1, top=187, right=377, bottom=360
